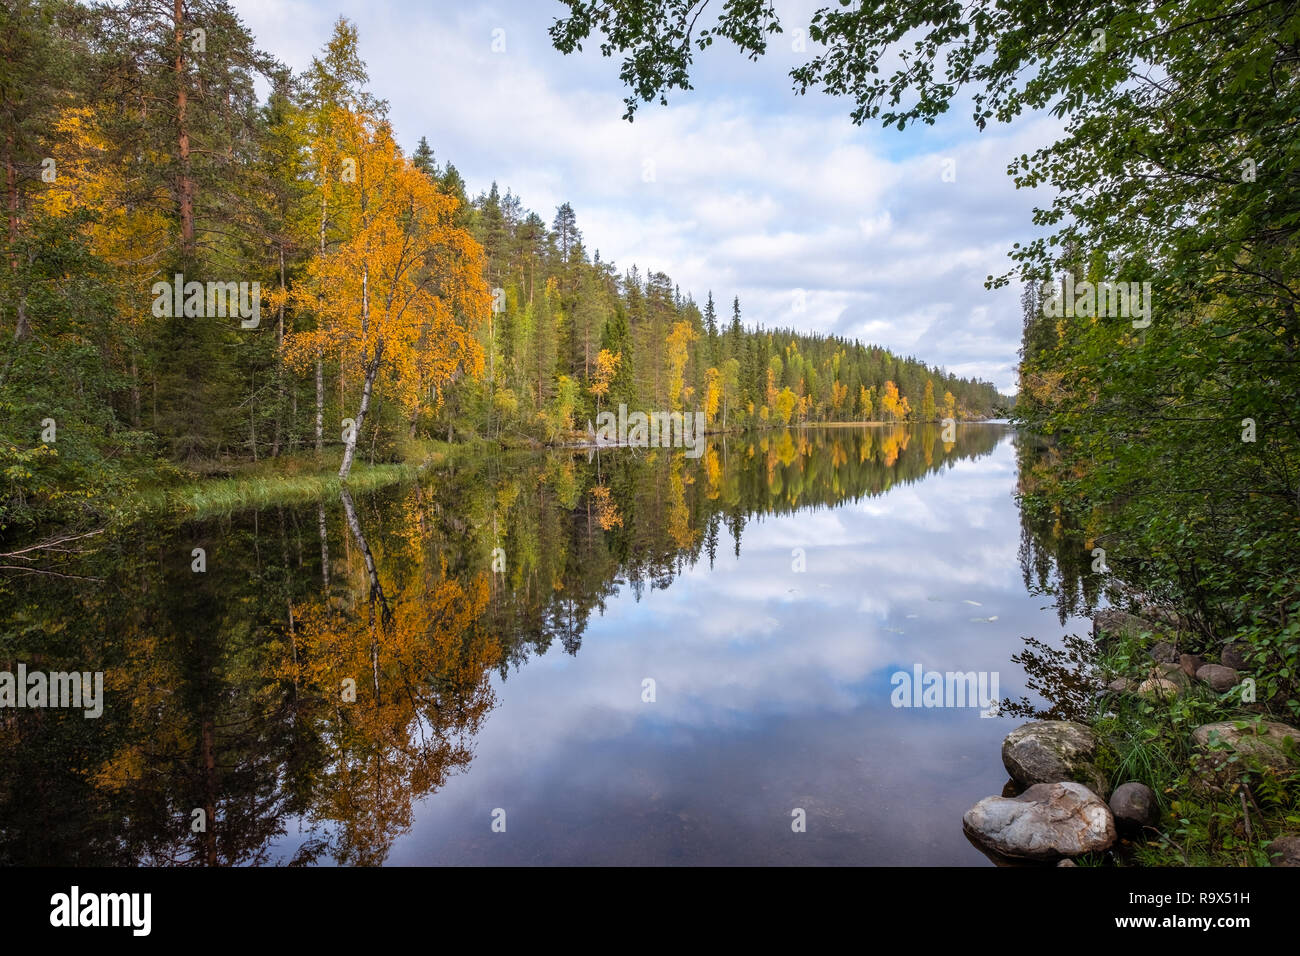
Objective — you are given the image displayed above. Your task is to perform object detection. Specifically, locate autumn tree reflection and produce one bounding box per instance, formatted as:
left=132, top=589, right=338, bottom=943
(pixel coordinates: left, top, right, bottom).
left=276, top=490, right=502, bottom=865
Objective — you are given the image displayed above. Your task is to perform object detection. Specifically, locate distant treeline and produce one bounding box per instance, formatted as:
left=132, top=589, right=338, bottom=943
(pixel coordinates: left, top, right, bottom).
left=445, top=183, right=1007, bottom=445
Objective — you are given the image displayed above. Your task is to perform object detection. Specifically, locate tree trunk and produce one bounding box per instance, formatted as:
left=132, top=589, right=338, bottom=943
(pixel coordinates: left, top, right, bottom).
left=173, top=0, right=194, bottom=258
left=6, top=130, right=27, bottom=345
left=271, top=245, right=285, bottom=457
left=130, top=353, right=141, bottom=427
left=249, top=371, right=257, bottom=461
left=315, top=169, right=328, bottom=454
left=339, top=351, right=380, bottom=480
left=338, top=487, right=386, bottom=699
left=316, top=500, right=330, bottom=592
left=315, top=358, right=324, bottom=453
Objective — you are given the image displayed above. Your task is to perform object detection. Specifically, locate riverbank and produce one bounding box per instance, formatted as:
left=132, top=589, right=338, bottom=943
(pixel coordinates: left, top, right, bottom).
left=963, top=606, right=1300, bottom=866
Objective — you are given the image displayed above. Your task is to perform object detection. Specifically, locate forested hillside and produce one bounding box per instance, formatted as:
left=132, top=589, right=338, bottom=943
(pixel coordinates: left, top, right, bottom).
left=444, top=184, right=1005, bottom=445
left=0, top=0, right=1003, bottom=531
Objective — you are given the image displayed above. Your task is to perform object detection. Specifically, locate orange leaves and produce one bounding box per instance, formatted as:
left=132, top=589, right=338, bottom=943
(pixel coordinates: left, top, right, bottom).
left=880, top=379, right=900, bottom=419
left=38, top=107, right=171, bottom=319
left=589, top=348, right=621, bottom=402
left=284, top=107, right=489, bottom=417
left=590, top=483, right=623, bottom=529
left=665, top=320, right=697, bottom=411
left=703, top=366, right=722, bottom=423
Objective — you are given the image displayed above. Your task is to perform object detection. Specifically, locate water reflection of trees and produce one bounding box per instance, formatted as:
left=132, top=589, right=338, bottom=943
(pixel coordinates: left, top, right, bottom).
left=1009, top=433, right=1139, bottom=721
left=1014, top=432, right=1107, bottom=624
left=0, top=424, right=1006, bottom=865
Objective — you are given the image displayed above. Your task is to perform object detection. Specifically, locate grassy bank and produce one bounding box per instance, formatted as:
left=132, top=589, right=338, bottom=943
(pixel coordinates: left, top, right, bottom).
left=126, top=438, right=469, bottom=521
left=1089, top=619, right=1300, bottom=866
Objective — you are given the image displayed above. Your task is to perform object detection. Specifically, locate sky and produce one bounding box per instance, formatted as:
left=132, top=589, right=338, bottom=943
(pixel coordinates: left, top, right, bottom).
left=230, top=0, right=1063, bottom=394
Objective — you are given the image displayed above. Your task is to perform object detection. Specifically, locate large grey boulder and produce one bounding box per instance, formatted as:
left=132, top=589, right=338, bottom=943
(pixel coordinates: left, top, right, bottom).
left=963, top=782, right=1117, bottom=862
left=1002, top=720, right=1111, bottom=799
left=1138, top=604, right=1185, bottom=628
left=1153, top=663, right=1192, bottom=690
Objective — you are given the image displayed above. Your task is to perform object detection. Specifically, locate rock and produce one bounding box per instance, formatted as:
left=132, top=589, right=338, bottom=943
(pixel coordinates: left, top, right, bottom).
left=1109, top=782, right=1160, bottom=835
left=1057, top=858, right=1077, bottom=867
left=1139, top=604, right=1184, bottom=627
left=1192, top=721, right=1300, bottom=780
left=1001, top=778, right=1021, bottom=798
left=1106, top=677, right=1135, bottom=695
left=1220, top=642, right=1251, bottom=671
left=1154, top=663, right=1192, bottom=689
left=1137, top=677, right=1183, bottom=700
left=1093, top=609, right=1152, bottom=642
left=1196, top=663, right=1240, bottom=693
left=1002, top=720, right=1111, bottom=799
left=1267, top=834, right=1300, bottom=867
left=1179, top=653, right=1204, bottom=680
left=1149, top=640, right=1178, bottom=664
left=963, top=782, right=1117, bottom=862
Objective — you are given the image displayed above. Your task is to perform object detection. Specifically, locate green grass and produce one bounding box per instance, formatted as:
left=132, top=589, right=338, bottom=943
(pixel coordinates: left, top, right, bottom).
left=126, top=439, right=467, bottom=520
left=1092, top=625, right=1300, bottom=866
left=133, top=462, right=415, bottom=519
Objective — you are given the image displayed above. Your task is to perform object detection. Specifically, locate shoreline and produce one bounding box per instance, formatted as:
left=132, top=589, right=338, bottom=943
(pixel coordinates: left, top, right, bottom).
left=963, top=602, right=1300, bottom=867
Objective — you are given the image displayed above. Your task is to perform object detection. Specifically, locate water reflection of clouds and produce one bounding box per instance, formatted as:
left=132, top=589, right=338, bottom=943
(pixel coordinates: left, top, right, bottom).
left=386, top=435, right=1086, bottom=864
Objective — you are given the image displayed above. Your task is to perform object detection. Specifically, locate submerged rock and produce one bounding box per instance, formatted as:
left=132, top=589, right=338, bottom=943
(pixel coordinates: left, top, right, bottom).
left=1109, top=782, right=1160, bottom=835
left=1002, top=720, right=1111, bottom=799
left=963, top=782, right=1116, bottom=862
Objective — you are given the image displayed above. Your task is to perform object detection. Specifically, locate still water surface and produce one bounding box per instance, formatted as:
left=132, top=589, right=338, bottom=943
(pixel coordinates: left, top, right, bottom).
left=0, top=425, right=1086, bottom=865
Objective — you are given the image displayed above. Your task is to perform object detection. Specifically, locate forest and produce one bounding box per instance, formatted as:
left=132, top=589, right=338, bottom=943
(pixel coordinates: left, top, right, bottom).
left=0, top=0, right=1005, bottom=533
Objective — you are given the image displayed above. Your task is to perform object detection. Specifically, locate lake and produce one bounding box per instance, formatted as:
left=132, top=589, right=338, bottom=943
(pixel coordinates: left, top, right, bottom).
left=0, top=424, right=1090, bottom=865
